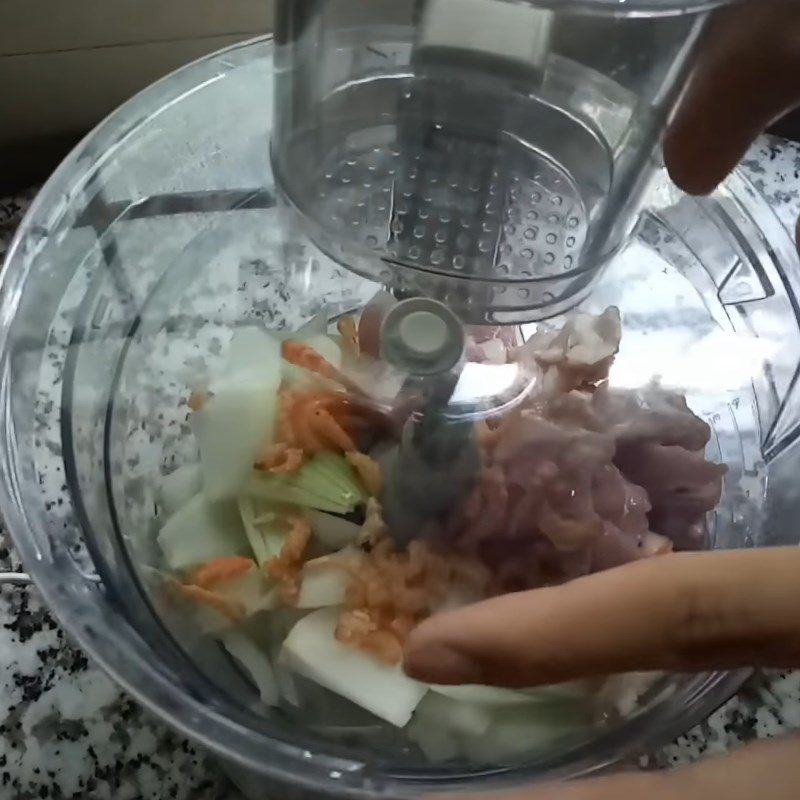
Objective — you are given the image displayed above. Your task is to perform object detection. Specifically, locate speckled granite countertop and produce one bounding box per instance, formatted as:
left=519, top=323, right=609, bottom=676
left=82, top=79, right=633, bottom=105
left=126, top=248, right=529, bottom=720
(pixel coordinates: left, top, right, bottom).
left=0, top=137, right=799, bottom=800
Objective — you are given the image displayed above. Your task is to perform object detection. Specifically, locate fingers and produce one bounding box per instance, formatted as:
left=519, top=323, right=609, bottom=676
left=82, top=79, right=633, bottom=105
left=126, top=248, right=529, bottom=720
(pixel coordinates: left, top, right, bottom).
left=444, top=738, right=800, bottom=800
left=665, top=0, right=800, bottom=195
left=404, top=548, right=800, bottom=687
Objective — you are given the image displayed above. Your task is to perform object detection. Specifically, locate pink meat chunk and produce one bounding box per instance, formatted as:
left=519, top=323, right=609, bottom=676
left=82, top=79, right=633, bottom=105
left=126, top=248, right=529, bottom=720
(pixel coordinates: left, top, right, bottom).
left=447, top=307, right=726, bottom=588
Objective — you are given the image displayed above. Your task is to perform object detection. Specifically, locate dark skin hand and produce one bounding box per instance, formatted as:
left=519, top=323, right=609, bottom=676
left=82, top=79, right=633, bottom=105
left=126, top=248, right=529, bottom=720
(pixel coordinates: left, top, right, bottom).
left=404, top=2, right=800, bottom=796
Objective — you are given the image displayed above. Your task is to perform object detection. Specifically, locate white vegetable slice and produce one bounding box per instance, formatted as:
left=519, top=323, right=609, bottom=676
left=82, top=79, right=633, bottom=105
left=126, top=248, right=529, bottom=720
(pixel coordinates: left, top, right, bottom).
left=296, top=548, right=363, bottom=609
left=430, top=684, right=539, bottom=707
left=158, top=463, right=202, bottom=517
left=407, top=683, right=587, bottom=764
left=222, top=631, right=279, bottom=706
left=282, top=608, right=427, bottom=727
left=308, top=510, right=361, bottom=551
left=459, top=703, right=580, bottom=764
left=405, top=691, right=493, bottom=764
left=296, top=566, right=349, bottom=609
left=431, top=681, right=590, bottom=707
left=193, top=327, right=281, bottom=501
left=417, top=691, right=492, bottom=737
left=158, top=493, right=248, bottom=571
left=405, top=712, right=461, bottom=763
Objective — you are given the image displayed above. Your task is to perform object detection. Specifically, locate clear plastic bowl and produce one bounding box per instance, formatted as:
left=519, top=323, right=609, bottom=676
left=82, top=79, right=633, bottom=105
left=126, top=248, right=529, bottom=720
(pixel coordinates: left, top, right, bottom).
left=1, top=38, right=799, bottom=798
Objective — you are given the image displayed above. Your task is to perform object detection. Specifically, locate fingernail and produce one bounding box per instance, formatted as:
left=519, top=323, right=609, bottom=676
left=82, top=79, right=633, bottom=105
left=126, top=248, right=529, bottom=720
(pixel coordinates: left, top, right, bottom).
left=403, top=642, right=483, bottom=684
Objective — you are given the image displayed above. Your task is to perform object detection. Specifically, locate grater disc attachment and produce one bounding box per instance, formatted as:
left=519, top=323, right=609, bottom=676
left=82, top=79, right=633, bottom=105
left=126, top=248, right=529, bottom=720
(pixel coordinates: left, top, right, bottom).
left=319, top=131, right=588, bottom=284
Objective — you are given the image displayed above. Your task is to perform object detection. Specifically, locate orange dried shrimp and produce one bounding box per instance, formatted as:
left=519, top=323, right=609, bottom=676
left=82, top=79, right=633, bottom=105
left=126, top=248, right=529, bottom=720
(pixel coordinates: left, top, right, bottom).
left=257, top=389, right=393, bottom=473
left=335, top=536, right=489, bottom=664
left=255, top=442, right=305, bottom=474
left=264, top=516, right=312, bottom=604
left=282, top=341, right=342, bottom=382
left=188, top=556, right=253, bottom=589
left=337, top=315, right=360, bottom=359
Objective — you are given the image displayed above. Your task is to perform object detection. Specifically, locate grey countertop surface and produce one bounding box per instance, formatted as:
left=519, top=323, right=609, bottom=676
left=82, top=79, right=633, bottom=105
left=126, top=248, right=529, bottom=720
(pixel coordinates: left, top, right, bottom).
left=0, top=137, right=799, bottom=800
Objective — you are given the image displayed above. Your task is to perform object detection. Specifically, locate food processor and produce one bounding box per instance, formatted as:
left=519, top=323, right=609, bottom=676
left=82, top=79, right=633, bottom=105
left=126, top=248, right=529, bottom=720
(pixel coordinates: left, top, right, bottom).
left=2, top=0, right=800, bottom=797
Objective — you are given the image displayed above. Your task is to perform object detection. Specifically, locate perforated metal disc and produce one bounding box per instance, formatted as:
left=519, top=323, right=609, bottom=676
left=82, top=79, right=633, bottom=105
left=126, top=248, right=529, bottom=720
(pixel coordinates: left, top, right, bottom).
left=320, top=135, right=588, bottom=282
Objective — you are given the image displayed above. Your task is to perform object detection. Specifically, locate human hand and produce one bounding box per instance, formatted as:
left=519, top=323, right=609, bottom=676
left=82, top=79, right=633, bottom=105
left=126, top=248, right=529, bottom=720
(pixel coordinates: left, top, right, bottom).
left=404, top=548, right=800, bottom=686
left=664, top=0, right=800, bottom=199
left=403, top=547, right=800, bottom=800
left=666, top=0, right=800, bottom=252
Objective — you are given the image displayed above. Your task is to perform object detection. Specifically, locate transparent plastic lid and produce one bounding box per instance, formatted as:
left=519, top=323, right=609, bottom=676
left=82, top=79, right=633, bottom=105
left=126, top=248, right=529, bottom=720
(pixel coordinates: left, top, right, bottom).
left=272, top=0, right=732, bottom=323
left=0, top=37, right=797, bottom=799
